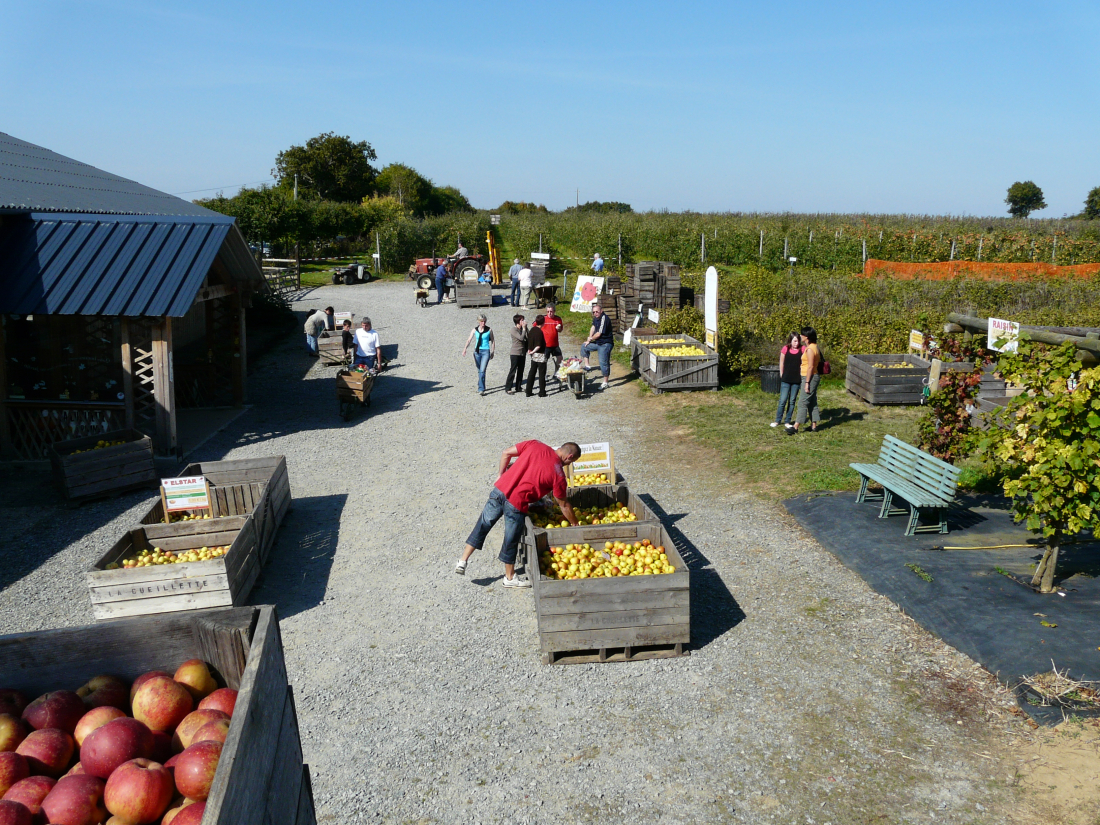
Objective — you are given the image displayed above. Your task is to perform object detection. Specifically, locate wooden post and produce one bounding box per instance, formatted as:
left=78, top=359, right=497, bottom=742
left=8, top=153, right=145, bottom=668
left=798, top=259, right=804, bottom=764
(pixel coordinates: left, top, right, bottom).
left=120, top=319, right=135, bottom=430
left=152, top=318, right=177, bottom=455
left=0, top=317, right=10, bottom=459
left=235, top=293, right=247, bottom=405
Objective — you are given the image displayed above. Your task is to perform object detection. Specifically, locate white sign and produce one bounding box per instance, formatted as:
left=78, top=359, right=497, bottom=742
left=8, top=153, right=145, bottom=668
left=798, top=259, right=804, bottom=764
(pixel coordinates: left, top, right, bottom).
left=649, top=352, right=658, bottom=372
left=909, top=330, right=924, bottom=351
left=647, top=308, right=660, bottom=324
left=570, top=275, right=605, bottom=312
left=988, top=317, right=1020, bottom=353
left=490, top=214, right=501, bottom=225
left=704, top=265, right=718, bottom=337
left=530, top=252, right=551, bottom=261
left=162, top=476, right=210, bottom=512
left=334, top=311, right=354, bottom=328
left=572, top=442, right=613, bottom=475
left=623, top=328, right=632, bottom=347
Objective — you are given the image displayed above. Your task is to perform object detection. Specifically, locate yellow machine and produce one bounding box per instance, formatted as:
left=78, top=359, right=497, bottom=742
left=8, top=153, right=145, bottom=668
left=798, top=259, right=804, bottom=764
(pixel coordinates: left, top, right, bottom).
left=486, top=230, right=501, bottom=284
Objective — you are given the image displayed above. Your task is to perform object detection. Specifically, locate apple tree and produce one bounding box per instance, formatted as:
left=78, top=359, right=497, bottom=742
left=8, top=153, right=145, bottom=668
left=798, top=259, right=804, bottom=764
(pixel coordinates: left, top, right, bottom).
left=988, top=340, right=1100, bottom=592
left=1005, top=181, right=1047, bottom=219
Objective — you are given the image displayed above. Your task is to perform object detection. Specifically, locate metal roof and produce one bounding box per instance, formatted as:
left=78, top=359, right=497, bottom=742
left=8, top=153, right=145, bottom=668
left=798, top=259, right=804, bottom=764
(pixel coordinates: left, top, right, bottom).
left=0, top=213, right=262, bottom=318
left=0, top=132, right=218, bottom=217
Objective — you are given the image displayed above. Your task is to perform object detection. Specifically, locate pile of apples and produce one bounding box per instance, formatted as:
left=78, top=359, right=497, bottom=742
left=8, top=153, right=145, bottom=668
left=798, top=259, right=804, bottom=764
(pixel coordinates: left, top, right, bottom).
left=566, top=473, right=608, bottom=488
left=165, top=515, right=210, bottom=525
left=539, top=538, right=675, bottom=580
left=0, top=659, right=237, bottom=825
left=654, top=345, right=705, bottom=357
left=871, top=362, right=913, bottom=369
left=640, top=338, right=685, bottom=345
left=69, top=441, right=126, bottom=456
left=531, top=504, right=637, bottom=530
left=110, top=547, right=229, bottom=570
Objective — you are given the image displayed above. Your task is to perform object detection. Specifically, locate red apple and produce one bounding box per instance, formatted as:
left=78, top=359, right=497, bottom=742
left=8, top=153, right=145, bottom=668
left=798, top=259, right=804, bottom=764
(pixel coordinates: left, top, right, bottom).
left=129, top=674, right=171, bottom=706
left=15, top=729, right=73, bottom=778
left=75, top=677, right=129, bottom=713
left=172, top=742, right=220, bottom=802
left=21, top=694, right=84, bottom=735
left=72, top=708, right=126, bottom=748
left=41, top=774, right=106, bottom=825
left=167, top=800, right=203, bottom=825
left=149, top=732, right=172, bottom=765
left=190, top=719, right=230, bottom=747
left=0, top=753, right=29, bottom=797
left=0, top=717, right=27, bottom=753
left=79, top=719, right=153, bottom=780
left=2, top=776, right=55, bottom=819
left=196, top=689, right=236, bottom=718
left=103, top=759, right=173, bottom=824
left=171, top=663, right=216, bottom=704
left=61, top=763, right=84, bottom=778
left=0, top=800, right=31, bottom=825
left=131, top=680, right=191, bottom=735
left=170, top=711, right=228, bottom=753
left=0, top=696, right=26, bottom=720
left=159, top=796, right=194, bottom=825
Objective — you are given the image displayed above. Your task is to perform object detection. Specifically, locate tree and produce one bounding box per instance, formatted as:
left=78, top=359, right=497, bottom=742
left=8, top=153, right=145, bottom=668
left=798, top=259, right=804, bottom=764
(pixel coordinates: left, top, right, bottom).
left=273, top=133, right=377, bottom=202
left=375, top=163, right=433, bottom=214
left=987, top=340, right=1100, bottom=593
left=1005, top=181, right=1047, bottom=218
left=428, top=185, right=472, bottom=215
left=564, top=201, right=634, bottom=214
left=1084, top=186, right=1100, bottom=220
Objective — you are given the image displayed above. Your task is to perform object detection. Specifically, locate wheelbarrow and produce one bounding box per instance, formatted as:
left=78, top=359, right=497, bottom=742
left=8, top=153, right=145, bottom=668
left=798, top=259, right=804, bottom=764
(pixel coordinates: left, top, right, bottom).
left=335, top=367, right=376, bottom=421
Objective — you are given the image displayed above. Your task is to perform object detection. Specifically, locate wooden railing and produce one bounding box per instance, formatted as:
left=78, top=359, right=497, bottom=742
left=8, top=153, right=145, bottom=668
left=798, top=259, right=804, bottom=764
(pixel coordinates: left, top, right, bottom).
left=262, top=258, right=300, bottom=297
left=5, top=401, right=127, bottom=461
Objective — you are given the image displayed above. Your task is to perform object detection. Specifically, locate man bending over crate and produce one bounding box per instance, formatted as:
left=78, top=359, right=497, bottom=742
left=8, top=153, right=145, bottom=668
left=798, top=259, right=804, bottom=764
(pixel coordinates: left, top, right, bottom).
left=455, top=441, right=582, bottom=587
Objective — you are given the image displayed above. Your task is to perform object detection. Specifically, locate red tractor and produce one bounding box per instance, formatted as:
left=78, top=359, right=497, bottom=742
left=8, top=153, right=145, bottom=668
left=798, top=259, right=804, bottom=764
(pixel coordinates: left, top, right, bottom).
left=408, top=253, right=485, bottom=290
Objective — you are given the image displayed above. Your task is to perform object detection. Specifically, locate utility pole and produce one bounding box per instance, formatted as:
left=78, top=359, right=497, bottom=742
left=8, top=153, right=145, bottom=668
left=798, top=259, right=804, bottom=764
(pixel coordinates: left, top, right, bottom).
left=293, top=174, right=300, bottom=286
left=576, top=189, right=579, bottom=208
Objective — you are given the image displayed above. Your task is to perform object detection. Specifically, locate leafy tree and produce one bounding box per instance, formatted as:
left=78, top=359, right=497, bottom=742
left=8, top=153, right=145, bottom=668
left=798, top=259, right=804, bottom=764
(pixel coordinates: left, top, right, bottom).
left=1084, top=186, right=1100, bottom=220
left=497, top=201, right=549, bottom=214
left=564, top=201, right=634, bottom=214
left=429, top=185, right=472, bottom=215
left=375, top=163, right=432, bottom=213
left=987, top=340, right=1100, bottom=593
left=273, top=133, right=377, bottom=202
left=1005, top=181, right=1047, bottom=219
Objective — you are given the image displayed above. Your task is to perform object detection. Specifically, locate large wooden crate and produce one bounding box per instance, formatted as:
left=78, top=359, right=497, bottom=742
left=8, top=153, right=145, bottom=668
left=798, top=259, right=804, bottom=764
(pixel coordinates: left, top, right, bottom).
left=335, top=369, right=374, bottom=406
left=455, top=282, right=492, bottom=308
left=629, top=331, right=693, bottom=372
left=88, top=513, right=260, bottom=621
left=0, top=605, right=315, bottom=825
left=845, top=354, right=931, bottom=405
left=638, top=341, right=719, bottom=393
left=524, top=484, right=660, bottom=551
left=317, top=330, right=348, bottom=365
left=530, top=523, right=690, bottom=665
left=49, top=428, right=156, bottom=500
left=179, top=457, right=292, bottom=555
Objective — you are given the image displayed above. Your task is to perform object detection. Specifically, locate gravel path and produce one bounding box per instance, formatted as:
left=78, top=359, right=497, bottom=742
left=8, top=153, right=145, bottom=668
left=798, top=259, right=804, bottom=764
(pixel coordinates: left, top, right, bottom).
left=0, top=281, right=1032, bottom=824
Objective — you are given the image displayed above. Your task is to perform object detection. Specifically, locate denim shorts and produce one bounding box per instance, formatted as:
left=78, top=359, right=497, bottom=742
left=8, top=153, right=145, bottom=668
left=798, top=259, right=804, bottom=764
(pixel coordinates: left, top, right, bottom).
left=465, top=488, right=526, bottom=565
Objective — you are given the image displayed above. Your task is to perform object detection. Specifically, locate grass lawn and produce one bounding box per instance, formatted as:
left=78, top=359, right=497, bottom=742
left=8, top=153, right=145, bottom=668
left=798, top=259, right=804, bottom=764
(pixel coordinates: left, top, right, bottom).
left=665, top=377, right=922, bottom=498
left=299, top=258, right=411, bottom=288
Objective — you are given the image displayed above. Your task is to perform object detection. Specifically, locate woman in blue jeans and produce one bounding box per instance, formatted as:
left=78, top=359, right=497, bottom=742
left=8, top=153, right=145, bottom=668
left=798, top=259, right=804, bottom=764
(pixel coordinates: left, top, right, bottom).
left=462, top=314, right=495, bottom=395
left=772, top=332, right=802, bottom=430
left=580, top=303, right=614, bottom=390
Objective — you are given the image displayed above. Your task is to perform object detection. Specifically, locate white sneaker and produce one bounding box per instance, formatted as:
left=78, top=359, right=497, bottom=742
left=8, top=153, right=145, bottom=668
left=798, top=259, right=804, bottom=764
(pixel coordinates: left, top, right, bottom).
left=600, top=381, right=609, bottom=390
left=454, top=560, right=467, bottom=575
left=770, top=422, right=779, bottom=428
left=502, top=575, right=531, bottom=588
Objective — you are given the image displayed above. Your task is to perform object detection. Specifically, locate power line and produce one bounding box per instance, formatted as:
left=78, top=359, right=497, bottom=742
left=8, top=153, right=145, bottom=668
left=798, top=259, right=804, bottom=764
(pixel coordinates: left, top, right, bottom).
left=171, top=178, right=277, bottom=196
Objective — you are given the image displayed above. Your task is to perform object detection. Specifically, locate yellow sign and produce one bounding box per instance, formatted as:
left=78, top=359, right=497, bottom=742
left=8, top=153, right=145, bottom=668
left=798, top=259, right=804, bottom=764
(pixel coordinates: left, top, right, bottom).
left=909, top=330, right=924, bottom=351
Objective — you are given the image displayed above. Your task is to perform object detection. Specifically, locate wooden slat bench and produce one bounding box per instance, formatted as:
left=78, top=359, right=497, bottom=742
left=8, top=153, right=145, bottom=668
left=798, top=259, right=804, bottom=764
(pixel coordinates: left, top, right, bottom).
left=850, top=435, right=962, bottom=536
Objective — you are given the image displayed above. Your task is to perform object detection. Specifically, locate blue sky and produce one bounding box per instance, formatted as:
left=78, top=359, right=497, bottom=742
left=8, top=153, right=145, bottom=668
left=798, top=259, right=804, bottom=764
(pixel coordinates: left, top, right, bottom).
left=3, top=1, right=1097, bottom=216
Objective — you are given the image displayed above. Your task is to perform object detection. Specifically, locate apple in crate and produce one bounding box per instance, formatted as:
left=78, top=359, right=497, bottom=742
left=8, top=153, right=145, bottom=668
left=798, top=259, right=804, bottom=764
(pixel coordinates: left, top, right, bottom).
left=197, top=688, right=236, bottom=718
left=129, top=674, right=171, bottom=705
left=41, top=774, right=106, bottom=825
left=15, top=729, right=74, bottom=777
left=167, top=799, right=204, bottom=825
left=132, top=679, right=192, bottom=734
left=2, top=776, right=54, bottom=819
left=171, top=711, right=228, bottom=753
left=191, top=718, right=230, bottom=747
left=0, top=753, right=29, bottom=797
left=172, top=662, right=217, bottom=703
left=0, top=697, right=25, bottom=721
left=62, top=763, right=85, bottom=778
left=104, top=759, right=173, bottom=824
left=173, top=741, right=221, bottom=801
left=0, top=716, right=27, bottom=753
left=21, top=692, right=84, bottom=734
left=0, top=798, right=32, bottom=825
left=80, top=719, right=153, bottom=779
left=76, top=677, right=129, bottom=712
left=73, top=708, right=126, bottom=747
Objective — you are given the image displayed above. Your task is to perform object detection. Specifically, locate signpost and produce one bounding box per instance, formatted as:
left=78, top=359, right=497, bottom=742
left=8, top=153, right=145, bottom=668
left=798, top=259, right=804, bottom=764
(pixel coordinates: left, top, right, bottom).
left=570, top=275, right=604, bottom=312
left=908, top=329, right=924, bottom=352
left=647, top=308, right=660, bottom=324
left=159, top=475, right=213, bottom=523
left=490, top=214, right=501, bottom=226
left=566, top=441, right=616, bottom=486
left=704, top=265, right=718, bottom=352
left=987, top=317, right=1020, bottom=353
left=334, top=311, right=354, bottom=328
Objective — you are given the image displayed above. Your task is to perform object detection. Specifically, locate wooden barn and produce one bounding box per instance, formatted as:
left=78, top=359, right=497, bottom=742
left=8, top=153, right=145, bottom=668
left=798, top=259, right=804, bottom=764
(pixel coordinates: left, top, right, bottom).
left=0, top=131, right=265, bottom=460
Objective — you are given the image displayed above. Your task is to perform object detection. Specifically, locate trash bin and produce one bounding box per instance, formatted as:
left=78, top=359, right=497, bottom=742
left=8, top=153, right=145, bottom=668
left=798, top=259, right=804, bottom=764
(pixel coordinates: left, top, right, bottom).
left=760, top=365, right=781, bottom=394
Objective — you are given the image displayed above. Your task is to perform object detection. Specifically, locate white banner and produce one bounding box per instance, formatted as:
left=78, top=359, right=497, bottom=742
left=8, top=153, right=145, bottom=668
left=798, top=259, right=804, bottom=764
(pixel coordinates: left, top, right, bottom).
left=704, top=265, right=718, bottom=338
left=570, top=276, right=604, bottom=312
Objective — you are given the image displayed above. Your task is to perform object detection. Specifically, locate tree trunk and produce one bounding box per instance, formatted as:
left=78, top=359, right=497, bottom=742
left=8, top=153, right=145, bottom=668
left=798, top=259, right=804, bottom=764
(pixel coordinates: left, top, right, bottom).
left=1031, top=531, right=1062, bottom=593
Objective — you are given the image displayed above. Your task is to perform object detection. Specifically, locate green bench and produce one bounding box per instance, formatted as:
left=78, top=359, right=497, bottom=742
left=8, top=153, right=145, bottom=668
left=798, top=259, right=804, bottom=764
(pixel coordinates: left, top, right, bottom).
left=850, top=435, right=962, bottom=536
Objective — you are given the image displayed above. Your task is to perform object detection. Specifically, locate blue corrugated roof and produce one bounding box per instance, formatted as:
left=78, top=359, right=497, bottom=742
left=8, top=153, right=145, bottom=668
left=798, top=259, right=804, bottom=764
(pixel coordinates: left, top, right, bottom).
left=0, top=213, right=236, bottom=317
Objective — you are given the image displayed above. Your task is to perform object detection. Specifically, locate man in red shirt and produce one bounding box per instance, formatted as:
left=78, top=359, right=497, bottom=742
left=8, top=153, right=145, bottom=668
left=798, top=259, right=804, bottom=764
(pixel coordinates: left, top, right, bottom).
left=542, top=303, right=565, bottom=378
left=455, top=440, right=581, bottom=586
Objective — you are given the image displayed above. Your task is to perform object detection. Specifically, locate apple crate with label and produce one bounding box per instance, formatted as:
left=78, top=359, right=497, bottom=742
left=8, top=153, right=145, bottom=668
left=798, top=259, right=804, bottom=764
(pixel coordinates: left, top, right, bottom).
left=628, top=331, right=694, bottom=373
left=844, top=354, right=931, bottom=405
left=0, top=605, right=316, bottom=825
left=638, top=340, right=719, bottom=393
left=49, top=428, right=157, bottom=501
left=529, top=522, right=690, bottom=665
left=523, top=484, right=661, bottom=553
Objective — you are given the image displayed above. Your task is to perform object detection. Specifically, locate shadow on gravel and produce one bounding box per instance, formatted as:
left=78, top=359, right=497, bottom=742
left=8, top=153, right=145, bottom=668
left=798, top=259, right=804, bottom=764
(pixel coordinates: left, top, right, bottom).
left=249, top=494, right=347, bottom=618
left=639, top=494, right=746, bottom=650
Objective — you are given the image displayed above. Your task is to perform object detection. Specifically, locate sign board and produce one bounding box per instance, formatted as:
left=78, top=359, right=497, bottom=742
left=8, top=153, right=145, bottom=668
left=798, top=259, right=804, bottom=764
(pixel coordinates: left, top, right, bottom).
left=566, top=442, right=616, bottom=486
left=160, top=475, right=212, bottom=519
left=705, top=329, right=717, bottom=350
left=530, top=252, right=551, bottom=261
left=987, top=317, right=1020, bottom=353
left=490, top=214, right=501, bottom=225
left=334, top=311, right=354, bottom=328
left=647, top=308, right=660, bottom=324
left=623, top=328, right=632, bottom=347
left=570, top=275, right=604, bottom=312
left=704, top=266, right=718, bottom=339
left=909, top=330, right=924, bottom=352
left=649, top=351, right=658, bottom=373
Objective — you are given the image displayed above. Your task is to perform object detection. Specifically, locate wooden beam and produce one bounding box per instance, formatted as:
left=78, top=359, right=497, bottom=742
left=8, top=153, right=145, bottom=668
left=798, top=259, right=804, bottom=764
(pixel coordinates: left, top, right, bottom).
left=152, top=318, right=177, bottom=455
left=194, top=284, right=235, bottom=303
left=946, top=312, right=1100, bottom=357
left=0, top=317, right=10, bottom=460
left=120, top=320, right=135, bottom=430
left=234, top=293, right=247, bottom=406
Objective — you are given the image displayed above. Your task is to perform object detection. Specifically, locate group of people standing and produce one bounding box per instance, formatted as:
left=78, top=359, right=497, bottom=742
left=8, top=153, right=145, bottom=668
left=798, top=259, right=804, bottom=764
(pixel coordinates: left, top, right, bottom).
left=773, top=326, right=823, bottom=434
left=302, top=307, right=382, bottom=371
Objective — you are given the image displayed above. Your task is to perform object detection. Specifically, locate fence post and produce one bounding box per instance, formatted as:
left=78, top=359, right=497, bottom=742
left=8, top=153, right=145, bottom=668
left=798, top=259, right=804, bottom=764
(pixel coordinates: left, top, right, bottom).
left=758, top=229, right=764, bottom=258
left=783, top=237, right=789, bottom=260
left=701, top=233, right=705, bottom=263
left=862, top=238, right=867, bottom=263
left=1052, top=235, right=1057, bottom=264
left=977, top=237, right=983, bottom=261
left=618, top=234, right=622, bottom=268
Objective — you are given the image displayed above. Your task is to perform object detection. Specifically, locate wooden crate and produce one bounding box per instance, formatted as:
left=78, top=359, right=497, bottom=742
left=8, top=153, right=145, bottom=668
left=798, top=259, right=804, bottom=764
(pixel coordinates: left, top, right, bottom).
left=845, top=354, right=931, bottom=405
left=629, top=331, right=693, bottom=371
left=88, top=513, right=260, bottom=621
left=49, top=428, right=156, bottom=501
left=638, top=342, right=719, bottom=393
left=523, top=484, right=659, bottom=551
left=335, top=369, right=374, bottom=406
left=0, top=605, right=315, bottom=825
left=455, top=282, right=492, bottom=308
left=317, top=330, right=348, bottom=366
left=529, top=523, right=690, bottom=665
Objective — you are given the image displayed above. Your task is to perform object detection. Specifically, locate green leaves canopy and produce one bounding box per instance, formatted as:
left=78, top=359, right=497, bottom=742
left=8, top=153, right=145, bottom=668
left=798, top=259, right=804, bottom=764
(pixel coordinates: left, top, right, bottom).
left=274, top=132, right=378, bottom=202
left=1005, top=181, right=1047, bottom=219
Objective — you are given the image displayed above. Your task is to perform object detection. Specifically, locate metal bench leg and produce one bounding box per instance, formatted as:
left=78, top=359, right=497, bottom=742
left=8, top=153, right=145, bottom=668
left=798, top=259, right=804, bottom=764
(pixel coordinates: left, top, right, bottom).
left=856, top=476, right=869, bottom=504
left=939, top=509, right=948, bottom=534
left=878, top=489, right=894, bottom=519
left=905, top=507, right=920, bottom=537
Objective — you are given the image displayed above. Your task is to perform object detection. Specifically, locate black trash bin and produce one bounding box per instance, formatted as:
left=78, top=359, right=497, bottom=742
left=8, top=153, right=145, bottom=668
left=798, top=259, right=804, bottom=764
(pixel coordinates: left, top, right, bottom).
left=760, top=365, right=781, bottom=394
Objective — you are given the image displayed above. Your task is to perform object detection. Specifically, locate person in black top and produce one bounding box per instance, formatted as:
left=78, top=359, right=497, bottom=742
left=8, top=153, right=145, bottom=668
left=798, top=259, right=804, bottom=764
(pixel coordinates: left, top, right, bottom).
left=340, top=320, right=355, bottom=361
left=525, top=316, right=549, bottom=397
left=772, top=331, right=803, bottom=429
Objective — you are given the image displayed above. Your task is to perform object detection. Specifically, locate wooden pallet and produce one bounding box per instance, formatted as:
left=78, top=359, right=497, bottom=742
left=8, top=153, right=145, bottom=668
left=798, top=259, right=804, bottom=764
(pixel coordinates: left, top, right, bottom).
left=545, top=642, right=688, bottom=666
left=0, top=605, right=315, bottom=825
left=638, top=342, right=719, bottom=393
left=455, top=282, right=492, bottom=307
left=49, top=428, right=156, bottom=501
left=529, top=522, right=691, bottom=663
left=845, top=354, right=931, bottom=405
